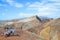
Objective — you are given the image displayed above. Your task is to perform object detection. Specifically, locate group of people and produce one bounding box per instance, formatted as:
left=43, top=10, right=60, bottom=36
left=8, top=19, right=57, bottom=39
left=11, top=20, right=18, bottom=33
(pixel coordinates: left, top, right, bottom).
left=4, top=28, right=15, bottom=37
left=4, top=25, right=15, bottom=37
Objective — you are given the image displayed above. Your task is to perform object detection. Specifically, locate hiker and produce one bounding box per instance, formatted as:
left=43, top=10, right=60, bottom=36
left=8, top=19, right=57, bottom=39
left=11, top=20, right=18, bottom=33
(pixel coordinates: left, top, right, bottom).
left=9, top=29, right=15, bottom=35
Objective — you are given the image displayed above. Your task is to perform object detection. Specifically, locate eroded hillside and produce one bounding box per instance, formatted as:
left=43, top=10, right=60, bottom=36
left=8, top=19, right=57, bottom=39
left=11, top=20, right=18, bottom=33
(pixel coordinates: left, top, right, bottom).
left=0, top=15, right=56, bottom=40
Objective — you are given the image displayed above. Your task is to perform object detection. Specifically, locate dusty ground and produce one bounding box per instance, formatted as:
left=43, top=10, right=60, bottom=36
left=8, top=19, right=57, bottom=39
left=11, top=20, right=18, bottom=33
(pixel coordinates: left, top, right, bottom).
left=0, top=30, right=41, bottom=40
left=0, top=36, right=21, bottom=40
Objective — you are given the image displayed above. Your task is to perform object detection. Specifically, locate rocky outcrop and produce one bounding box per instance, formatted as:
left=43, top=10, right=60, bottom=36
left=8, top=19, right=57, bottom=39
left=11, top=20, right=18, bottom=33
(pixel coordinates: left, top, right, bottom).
left=14, top=15, right=41, bottom=30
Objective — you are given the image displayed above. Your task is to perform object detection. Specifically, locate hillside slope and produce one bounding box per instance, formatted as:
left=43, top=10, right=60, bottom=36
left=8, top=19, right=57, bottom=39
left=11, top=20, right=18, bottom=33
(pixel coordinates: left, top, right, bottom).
left=40, top=18, right=60, bottom=40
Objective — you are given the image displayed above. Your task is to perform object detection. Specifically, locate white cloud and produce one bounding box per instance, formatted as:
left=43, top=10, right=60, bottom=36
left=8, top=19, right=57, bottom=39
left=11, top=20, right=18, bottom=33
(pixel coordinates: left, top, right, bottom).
left=19, top=12, right=36, bottom=18
left=1, top=13, right=5, bottom=16
left=27, top=0, right=60, bottom=18
left=49, top=0, right=60, bottom=2
left=6, top=0, right=23, bottom=8
left=6, top=0, right=14, bottom=5
left=0, top=4, right=3, bottom=6
left=0, top=4, right=6, bottom=7
left=26, top=2, right=31, bottom=6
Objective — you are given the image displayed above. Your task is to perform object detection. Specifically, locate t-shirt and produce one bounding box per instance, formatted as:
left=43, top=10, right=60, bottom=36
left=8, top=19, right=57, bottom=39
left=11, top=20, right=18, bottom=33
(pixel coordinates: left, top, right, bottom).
left=10, top=29, right=15, bottom=33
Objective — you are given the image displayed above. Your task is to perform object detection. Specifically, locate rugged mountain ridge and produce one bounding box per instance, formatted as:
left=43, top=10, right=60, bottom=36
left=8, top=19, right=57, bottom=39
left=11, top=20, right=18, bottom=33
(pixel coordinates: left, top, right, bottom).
left=0, top=15, right=51, bottom=26
left=1, top=15, right=60, bottom=40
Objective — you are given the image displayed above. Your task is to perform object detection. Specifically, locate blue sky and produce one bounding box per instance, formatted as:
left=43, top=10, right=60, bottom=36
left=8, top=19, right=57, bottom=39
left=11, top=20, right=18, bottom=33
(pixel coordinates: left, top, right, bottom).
left=0, top=0, right=60, bottom=20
